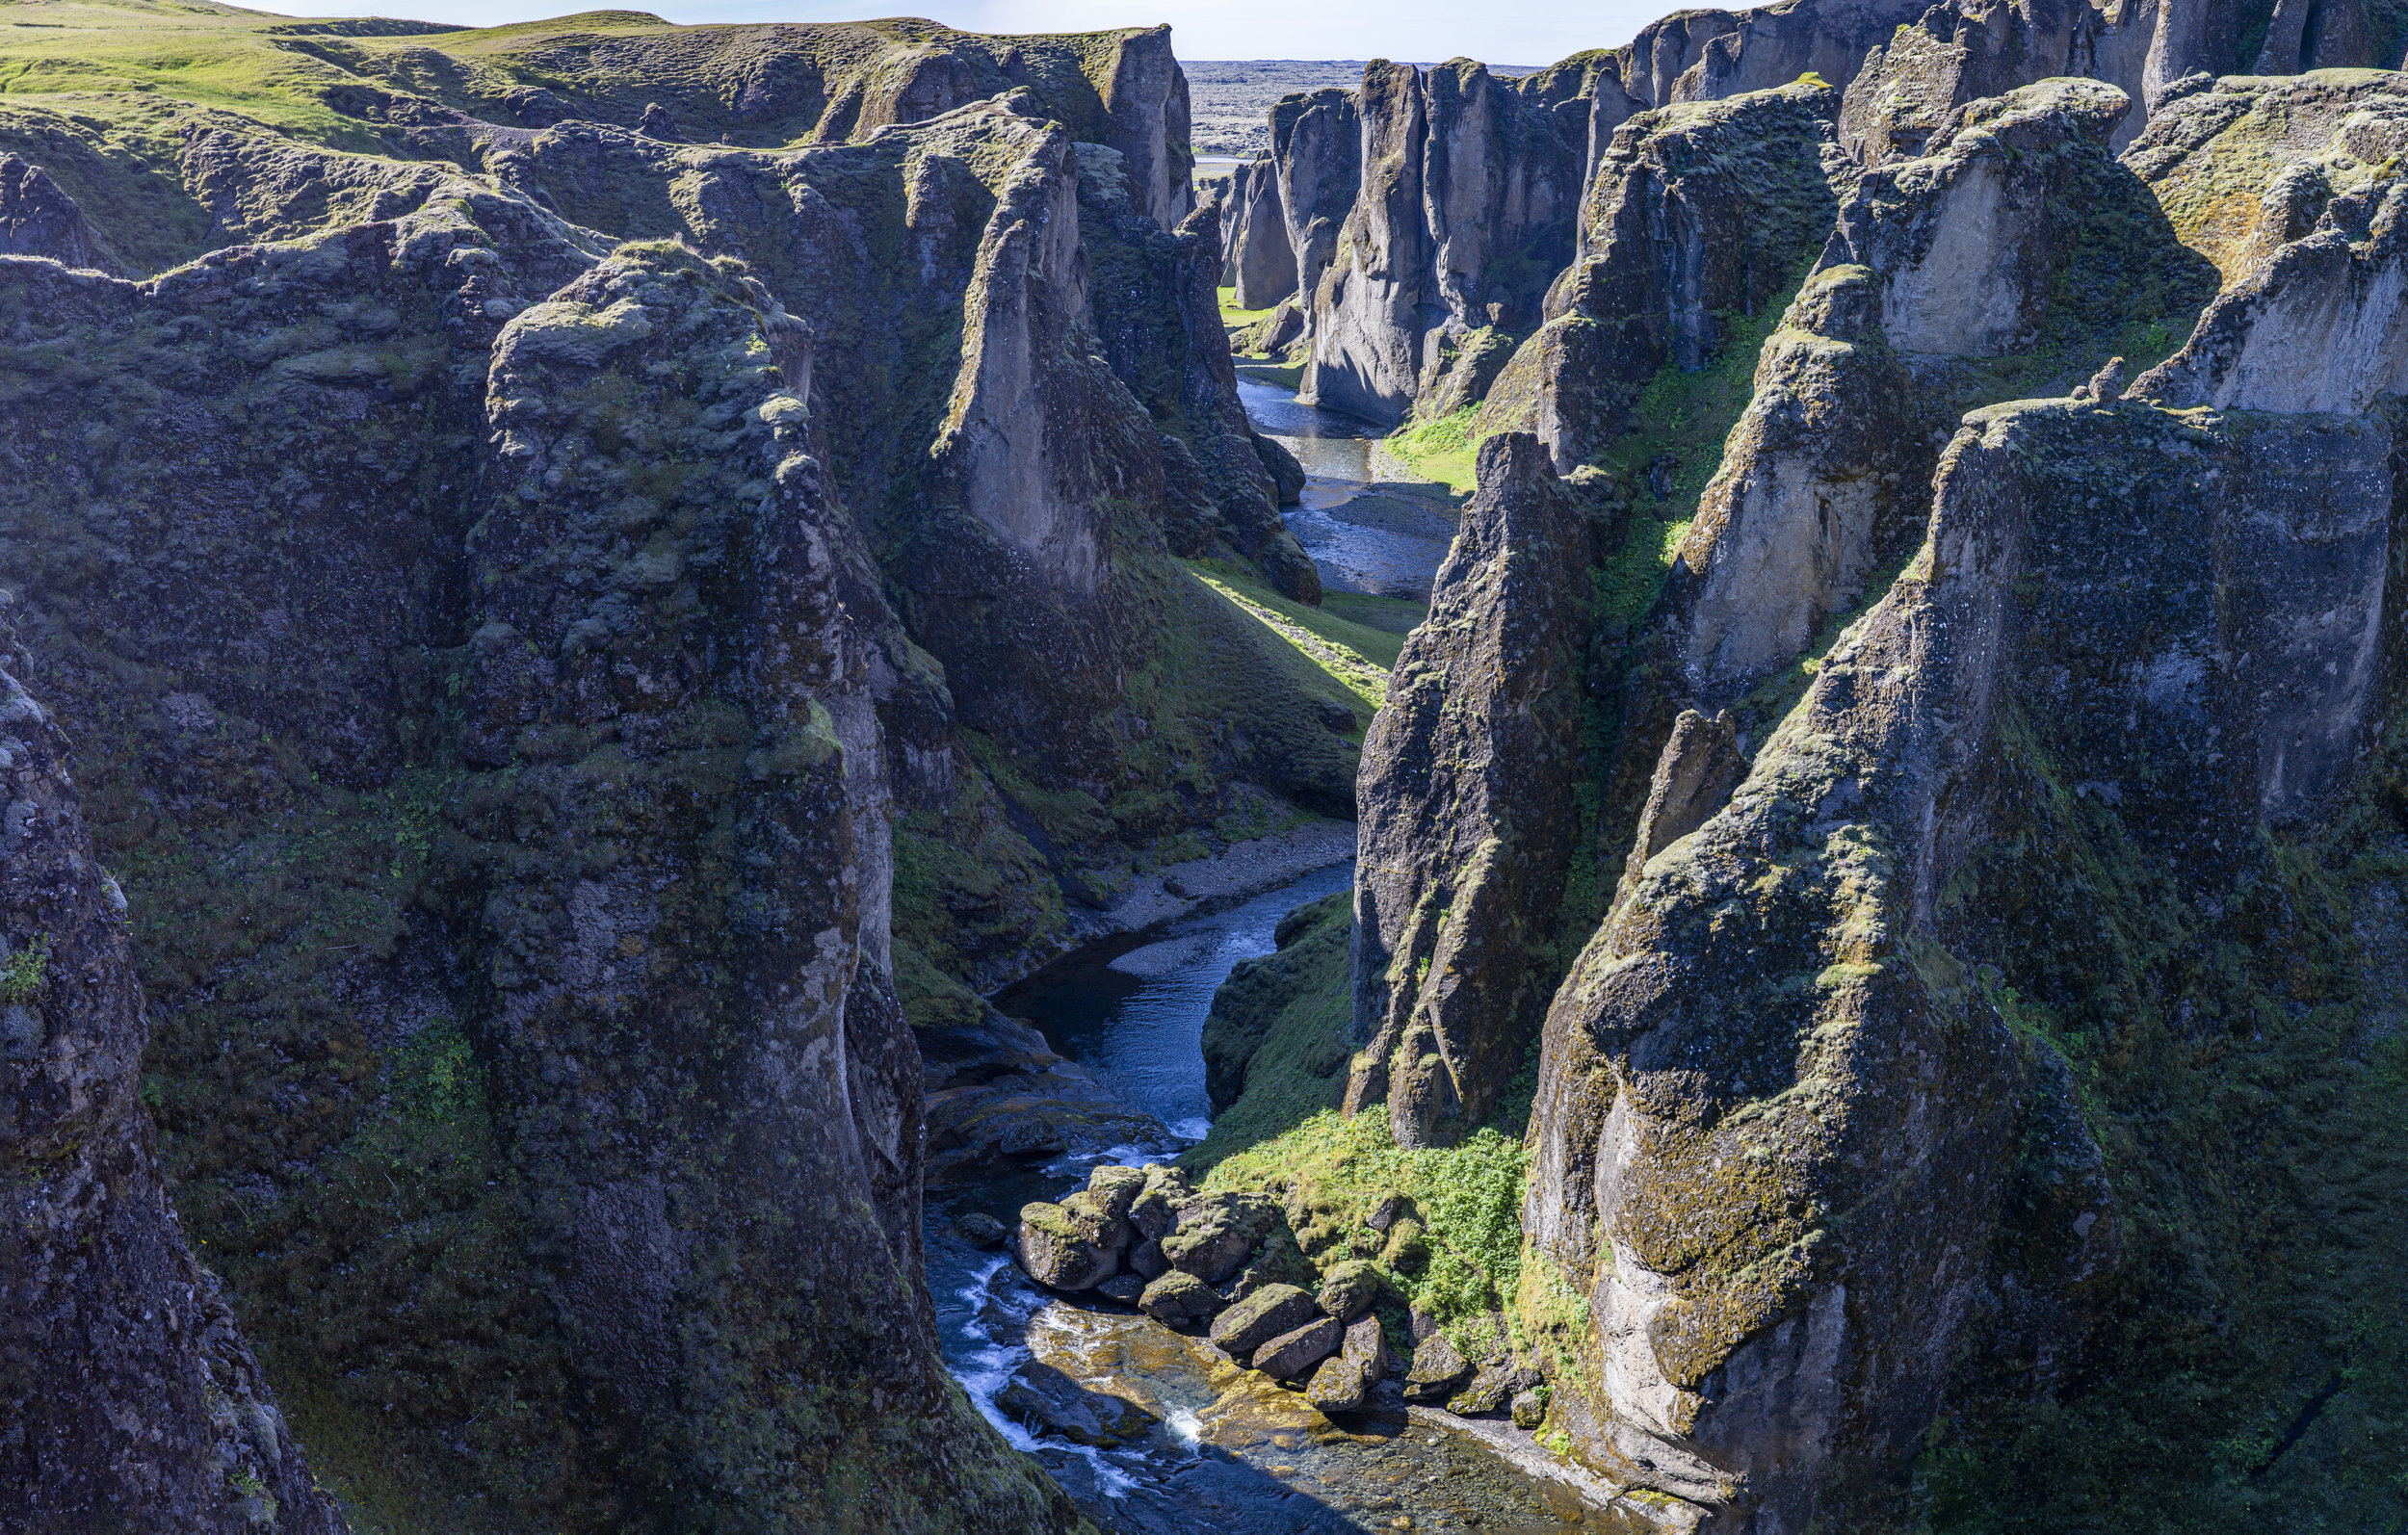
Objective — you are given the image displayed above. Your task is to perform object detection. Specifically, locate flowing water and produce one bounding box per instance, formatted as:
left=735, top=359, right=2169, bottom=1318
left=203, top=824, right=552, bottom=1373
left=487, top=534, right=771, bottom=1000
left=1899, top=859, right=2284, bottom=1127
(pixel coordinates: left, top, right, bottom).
left=927, top=867, right=1645, bottom=1533
left=1239, top=376, right=1460, bottom=601
left=913, top=381, right=1640, bottom=1532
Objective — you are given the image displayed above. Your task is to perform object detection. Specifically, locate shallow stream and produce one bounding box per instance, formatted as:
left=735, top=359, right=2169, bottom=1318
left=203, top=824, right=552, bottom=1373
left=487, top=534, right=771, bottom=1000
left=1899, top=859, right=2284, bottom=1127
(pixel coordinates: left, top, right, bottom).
left=1239, top=376, right=1460, bottom=601
left=926, top=859, right=1637, bottom=1532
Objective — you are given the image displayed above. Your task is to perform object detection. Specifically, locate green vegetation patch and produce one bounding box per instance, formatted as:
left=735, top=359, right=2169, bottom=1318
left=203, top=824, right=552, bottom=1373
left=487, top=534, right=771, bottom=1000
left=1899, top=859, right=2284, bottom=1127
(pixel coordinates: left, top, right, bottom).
left=1188, top=558, right=1402, bottom=714
left=1380, top=404, right=1481, bottom=495
left=1188, top=891, right=1542, bottom=1355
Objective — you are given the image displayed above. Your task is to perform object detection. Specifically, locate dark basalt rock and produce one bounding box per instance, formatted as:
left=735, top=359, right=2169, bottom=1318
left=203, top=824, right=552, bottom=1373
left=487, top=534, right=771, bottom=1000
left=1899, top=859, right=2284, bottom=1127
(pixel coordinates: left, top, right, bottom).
left=1347, top=433, right=1594, bottom=1145
left=1207, top=1282, right=1320, bottom=1359
left=1400, top=1332, right=1473, bottom=1403
left=1251, top=1315, right=1344, bottom=1379
left=0, top=632, right=341, bottom=1535
left=1138, top=1269, right=1225, bottom=1329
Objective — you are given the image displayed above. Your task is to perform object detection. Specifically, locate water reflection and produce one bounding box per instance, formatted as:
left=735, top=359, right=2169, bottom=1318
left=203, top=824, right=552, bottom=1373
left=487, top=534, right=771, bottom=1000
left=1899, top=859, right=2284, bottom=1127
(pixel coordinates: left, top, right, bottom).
left=1238, top=376, right=1459, bottom=600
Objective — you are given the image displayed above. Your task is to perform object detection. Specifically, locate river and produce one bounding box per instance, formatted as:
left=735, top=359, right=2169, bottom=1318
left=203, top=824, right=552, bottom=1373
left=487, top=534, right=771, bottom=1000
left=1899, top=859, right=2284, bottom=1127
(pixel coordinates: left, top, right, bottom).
left=1239, top=376, right=1460, bottom=601
left=915, top=380, right=1640, bottom=1533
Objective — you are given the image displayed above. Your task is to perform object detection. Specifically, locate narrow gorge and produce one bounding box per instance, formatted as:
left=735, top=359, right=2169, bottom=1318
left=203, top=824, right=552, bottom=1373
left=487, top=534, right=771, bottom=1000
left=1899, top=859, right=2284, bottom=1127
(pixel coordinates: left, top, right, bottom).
left=0, top=1, right=2402, bottom=1532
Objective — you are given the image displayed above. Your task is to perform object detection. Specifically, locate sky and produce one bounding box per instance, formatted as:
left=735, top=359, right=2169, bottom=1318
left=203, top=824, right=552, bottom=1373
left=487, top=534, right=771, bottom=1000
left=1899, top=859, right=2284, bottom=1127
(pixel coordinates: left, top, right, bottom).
left=253, top=0, right=1677, bottom=67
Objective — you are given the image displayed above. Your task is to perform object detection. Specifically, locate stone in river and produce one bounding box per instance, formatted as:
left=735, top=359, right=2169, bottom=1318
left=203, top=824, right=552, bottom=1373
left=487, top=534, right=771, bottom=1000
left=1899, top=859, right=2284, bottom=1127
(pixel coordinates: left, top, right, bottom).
left=954, top=1211, right=1009, bottom=1248
left=1207, top=1282, right=1318, bottom=1358
left=1303, top=1353, right=1369, bottom=1412
left=1139, top=1269, right=1225, bottom=1328
left=1017, top=1201, right=1116, bottom=1290
left=1096, top=1273, right=1148, bottom=1304
left=1252, top=1315, right=1343, bottom=1380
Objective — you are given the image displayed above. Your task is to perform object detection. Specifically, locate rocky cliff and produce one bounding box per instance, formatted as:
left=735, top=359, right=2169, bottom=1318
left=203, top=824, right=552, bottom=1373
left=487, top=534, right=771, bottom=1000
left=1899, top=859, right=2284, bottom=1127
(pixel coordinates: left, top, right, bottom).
left=1300, top=59, right=1597, bottom=425
left=0, top=7, right=1358, bottom=1529
left=1319, top=44, right=2408, bottom=1535
left=0, top=615, right=343, bottom=1533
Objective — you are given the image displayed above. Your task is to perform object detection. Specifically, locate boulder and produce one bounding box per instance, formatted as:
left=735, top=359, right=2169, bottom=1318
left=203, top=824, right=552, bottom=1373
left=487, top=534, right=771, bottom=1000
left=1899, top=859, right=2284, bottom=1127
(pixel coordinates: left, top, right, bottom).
left=1207, top=1282, right=1320, bottom=1358
left=997, top=1362, right=1159, bottom=1446
left=1511, top=1389, right=1548, bottom=1429
left=1162, top=1190, right=1280, bottom=1284
left=1130, top=1163, right=1191, bottom=1239
left=1315, top=1259, right=1382, bottom=1322
left=1017, top=1201, right=1117, bottom=1290
left=1060, top=1187, right=1134, bottom=1252
left=1303, top=1353, right=1369, bottom=1412
left=1381, top=1216, right=1429, bottom=1272
left=1139, top=1269, right=1225, bottom=1329
left=1127, top=1237, right=1169, bottom=1280
left=1086, top=1164, right=1148, bottom=1224
left=1450, top=1362, right=1518, bottom=1416
left=1400, top=1332, right=1473, bottom=1403
left=1342, top=1314, right=1395, bottom=1378
left=1222, top=1229, right=1316, bottom=1302
left=1366, top=1192, right=1413, bottom=1233
left=1096, top=1273, right=1148, bottom=1304
left=954, top=1211, right=1009, bottom=1248
left=1252, top=1316, right=1344, bottom=1380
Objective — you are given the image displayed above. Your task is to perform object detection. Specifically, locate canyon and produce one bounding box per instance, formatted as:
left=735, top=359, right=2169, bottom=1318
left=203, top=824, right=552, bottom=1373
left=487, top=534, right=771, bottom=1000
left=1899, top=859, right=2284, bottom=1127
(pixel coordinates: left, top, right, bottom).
left=0, top=0, right=2404, bottom=1532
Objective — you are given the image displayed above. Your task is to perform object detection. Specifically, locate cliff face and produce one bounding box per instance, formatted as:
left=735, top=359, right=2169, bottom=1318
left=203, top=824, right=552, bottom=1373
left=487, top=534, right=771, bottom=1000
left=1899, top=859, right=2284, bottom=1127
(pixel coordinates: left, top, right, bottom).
left=1301, top=60, right=1595, bottom=424
left=1271, top=85, right=1364, bottom=321
left=1477, top=80, right=1846, bottom=470
left=0, top=629, right=342, bottom=1533
left=1327, top=52, right=2408, bottom=1535
left=0, top=11, right=1347, bottom=1529
left=1346, top=435, right=1593, bottom=1148
left=1224, top=153, right=1298, bottom=308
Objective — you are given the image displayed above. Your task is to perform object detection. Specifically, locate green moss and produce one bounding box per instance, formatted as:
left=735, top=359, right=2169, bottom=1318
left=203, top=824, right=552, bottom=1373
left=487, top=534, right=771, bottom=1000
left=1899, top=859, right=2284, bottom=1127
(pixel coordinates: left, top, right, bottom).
left=1188, top=559, right=1400, bottom=712
left=1189, top=893, right=1542, bottom=1350
left=0, top=932, right=50, bottom=1002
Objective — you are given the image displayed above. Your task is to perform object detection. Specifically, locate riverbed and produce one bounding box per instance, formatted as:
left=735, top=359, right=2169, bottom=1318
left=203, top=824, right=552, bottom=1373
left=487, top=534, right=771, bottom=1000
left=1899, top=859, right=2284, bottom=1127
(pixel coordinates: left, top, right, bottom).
left=909, top=377, right=1653, bottom=1533
left=1239, top=375, right=1461, bottom=601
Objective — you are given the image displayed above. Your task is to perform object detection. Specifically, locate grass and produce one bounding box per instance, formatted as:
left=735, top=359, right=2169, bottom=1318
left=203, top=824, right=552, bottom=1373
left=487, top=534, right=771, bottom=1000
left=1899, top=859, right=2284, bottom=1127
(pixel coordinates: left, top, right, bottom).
left=1186, top=892, right=1541, bottom=1356
left=1187, top=557, right=1419, bottom=715
left=1379, top=404, right=1481, bottom=495
left=1217, top=285, right=1278, bottom=327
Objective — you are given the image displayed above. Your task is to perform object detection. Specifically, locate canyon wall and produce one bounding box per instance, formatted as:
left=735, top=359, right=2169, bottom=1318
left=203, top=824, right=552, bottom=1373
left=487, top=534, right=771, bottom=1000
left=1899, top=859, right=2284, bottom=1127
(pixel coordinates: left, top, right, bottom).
left=1323, top=33, right=2408, bottom=1533
left=0, top=13, right=1353, bottom=1529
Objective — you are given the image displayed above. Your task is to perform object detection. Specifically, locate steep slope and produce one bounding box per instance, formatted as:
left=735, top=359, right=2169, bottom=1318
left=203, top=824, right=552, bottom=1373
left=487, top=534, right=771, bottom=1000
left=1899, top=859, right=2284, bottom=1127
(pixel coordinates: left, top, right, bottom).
left=0, top=623, right=342, bottom=1533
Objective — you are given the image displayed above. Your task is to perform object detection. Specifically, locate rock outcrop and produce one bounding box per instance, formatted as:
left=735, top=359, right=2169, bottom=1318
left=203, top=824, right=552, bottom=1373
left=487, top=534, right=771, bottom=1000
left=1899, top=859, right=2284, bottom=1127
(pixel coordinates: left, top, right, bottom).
left=1841, top=0, right=2303, bottom=158
left=0, top=153, right=112, bottom=271
left=1662, top=78, right=2206, bottom=705
left=1347, top=434, right=1592, bottom=1145
left=1224, top=153, right=1298, bottom=308
left=1301, top=60, right=1597, bottom=425
left=1269, top=85, right=1363, bottom=334
left=0, top=14, right=1353, bottom=1523
left=1326, top=49, right=2407, bottom=1535
left=1479, top=78, right=1847, bottom=471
